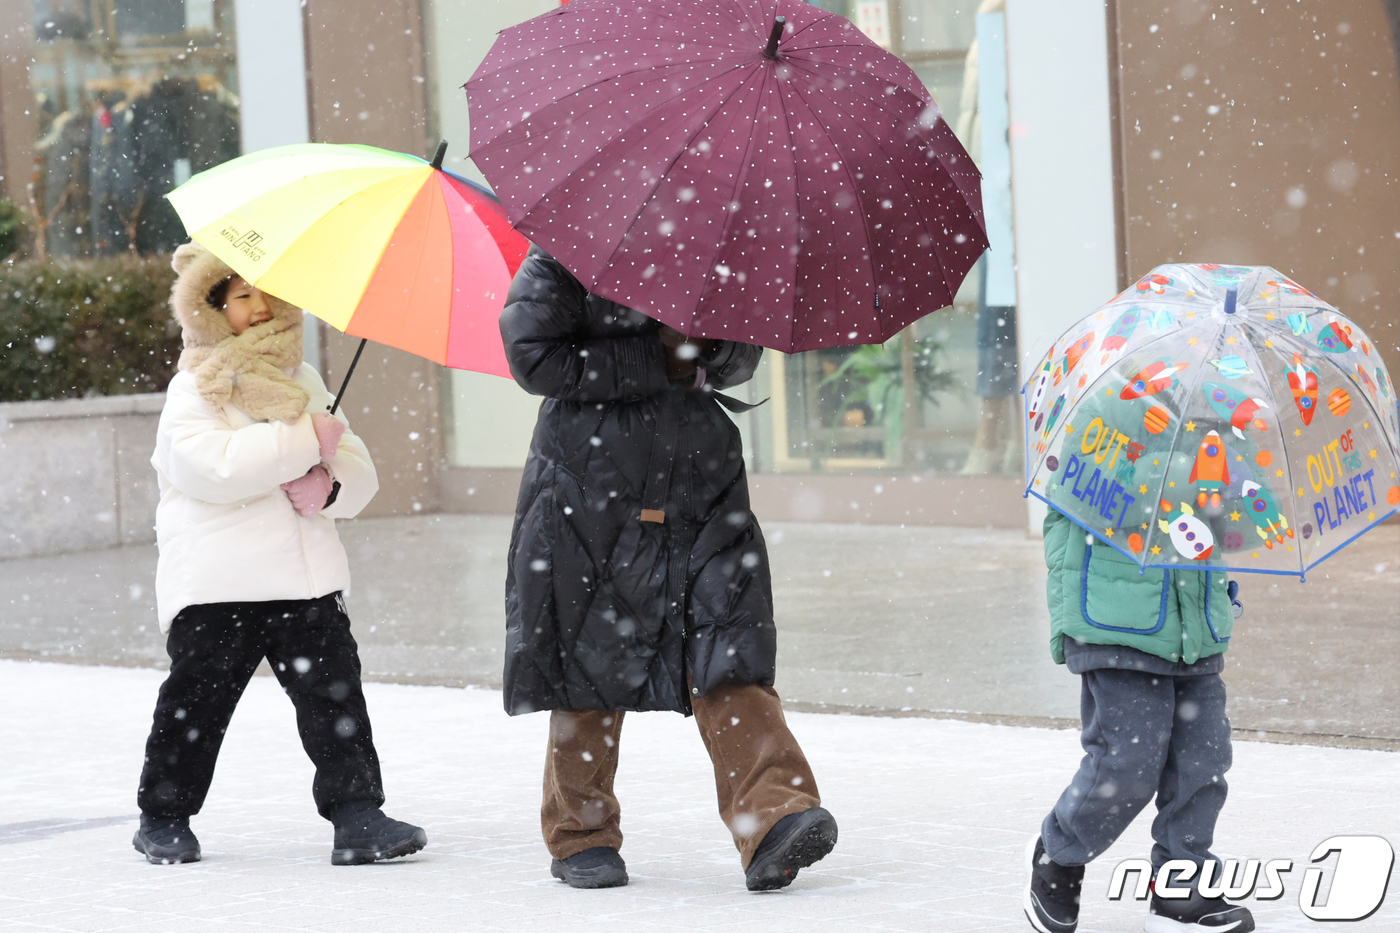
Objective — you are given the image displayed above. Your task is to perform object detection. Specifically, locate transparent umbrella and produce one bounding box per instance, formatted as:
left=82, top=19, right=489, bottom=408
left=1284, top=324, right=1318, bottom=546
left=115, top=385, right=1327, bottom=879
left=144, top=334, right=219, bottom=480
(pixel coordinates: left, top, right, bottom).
left=1023, top=263, right=1400, bottom=579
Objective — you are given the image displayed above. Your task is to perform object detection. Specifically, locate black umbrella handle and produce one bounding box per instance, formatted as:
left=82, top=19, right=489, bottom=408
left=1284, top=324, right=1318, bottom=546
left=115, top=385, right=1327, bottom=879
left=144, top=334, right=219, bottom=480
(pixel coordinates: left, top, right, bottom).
left=764, top=16, right=785, bottom=58
left=329, top=337, right=367, bottom=416
left=431, top=140, right=448, bottom=170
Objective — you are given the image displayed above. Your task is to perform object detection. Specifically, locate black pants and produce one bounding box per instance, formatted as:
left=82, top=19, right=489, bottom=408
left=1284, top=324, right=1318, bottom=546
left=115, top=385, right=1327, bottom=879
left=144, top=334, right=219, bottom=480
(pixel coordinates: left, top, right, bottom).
left=1041, top=668, right=1231, bottom=869
left=137, top=593, right=384, bottom=821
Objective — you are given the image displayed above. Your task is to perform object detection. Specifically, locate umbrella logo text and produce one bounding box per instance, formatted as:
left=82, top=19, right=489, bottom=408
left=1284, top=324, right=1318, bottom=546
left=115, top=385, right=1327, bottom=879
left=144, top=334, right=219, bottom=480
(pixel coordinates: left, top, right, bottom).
left=219, top=225, right=267, bottom=264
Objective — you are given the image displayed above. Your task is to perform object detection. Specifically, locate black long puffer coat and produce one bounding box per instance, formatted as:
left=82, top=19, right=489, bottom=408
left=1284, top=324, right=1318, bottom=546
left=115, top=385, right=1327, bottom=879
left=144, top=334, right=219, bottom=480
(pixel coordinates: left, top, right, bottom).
left=499, top=247, right=775, bottom=715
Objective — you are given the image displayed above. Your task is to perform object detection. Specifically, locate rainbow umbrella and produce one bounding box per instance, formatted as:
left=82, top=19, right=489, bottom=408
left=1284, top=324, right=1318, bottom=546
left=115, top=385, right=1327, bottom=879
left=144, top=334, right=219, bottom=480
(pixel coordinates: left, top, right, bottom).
left=168, top=141, right=529, bottom=409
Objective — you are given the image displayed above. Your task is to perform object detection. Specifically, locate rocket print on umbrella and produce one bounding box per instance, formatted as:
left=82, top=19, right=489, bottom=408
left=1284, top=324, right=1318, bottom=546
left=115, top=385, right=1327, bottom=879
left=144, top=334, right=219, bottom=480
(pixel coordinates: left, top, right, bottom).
left=1159, top=501, right=1215, bottom=561
left=1052, top=333, right=1094, bottom=387
left=1241, top=481, right=1293, bottom=549
left=1031, top=394, right=1068, bottom=455
left=1267, top=276, right=1313, bottom=297
left=1136, top=273, right=1173, bottom=294
left=1287, top=354, right=1319, bottom=425
left=1120, top=359, right=1189, bottom=400
left=1099, top=307, right=1141, bottom=365
left=1027, top=352, right=1053, bottom=423
left=1317, top=318, right=1354, bottom=353
left=1188, top=430, right=1230, bottom=510
left=1355, top=365, right=1378, bottom=402
left=1203, top=382, right=1269, bottom=439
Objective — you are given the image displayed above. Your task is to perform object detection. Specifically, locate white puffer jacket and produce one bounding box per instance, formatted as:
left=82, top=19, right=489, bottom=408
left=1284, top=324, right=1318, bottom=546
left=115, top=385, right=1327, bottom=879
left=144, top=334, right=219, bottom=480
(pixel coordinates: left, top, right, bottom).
left=151, top=364, right=378, bottom=631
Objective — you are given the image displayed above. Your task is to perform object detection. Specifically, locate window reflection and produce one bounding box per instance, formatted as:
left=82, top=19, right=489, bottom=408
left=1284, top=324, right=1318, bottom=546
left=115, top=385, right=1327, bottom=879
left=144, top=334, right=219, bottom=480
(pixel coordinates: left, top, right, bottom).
left=27, top=0, right=240, bottom=259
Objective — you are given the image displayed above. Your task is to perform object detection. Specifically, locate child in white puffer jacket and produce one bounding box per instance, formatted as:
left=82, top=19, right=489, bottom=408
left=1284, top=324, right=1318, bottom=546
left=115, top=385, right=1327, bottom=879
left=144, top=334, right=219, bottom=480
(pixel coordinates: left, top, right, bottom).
left=134, top=242, right=426, bottom=866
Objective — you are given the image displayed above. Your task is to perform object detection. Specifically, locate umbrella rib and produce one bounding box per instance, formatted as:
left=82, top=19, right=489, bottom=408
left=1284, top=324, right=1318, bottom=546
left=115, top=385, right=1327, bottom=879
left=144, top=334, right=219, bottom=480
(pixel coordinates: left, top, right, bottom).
left=482, top=22, right=747, bottom=60
left=514, top=61, right=756, bottom=240
left=575, top=62, right=764, bottom=312
left=406, top=185, right=449, bottom=358
left=678, top=66, right=775, bottom=336
left=471, top=54, right=752, bottom=161
left=1142, top=318, right=1222, bottom=563
left=786, top=68, right=954, bottom=344
left=302, top=178, right=423, bottom=325
left=1236, top=322, right=1307, bottom=574
left=790, top=57, right=965, bottom=316
left=776, top=78, right=878, bottom=349
left=470, top=37, right=746, bottom=93
left=1307, top=333, right=1395, bottom=449
left=780, top=10, right=861, bottom=47
left=783, top=46, right=937, bottom=101
left=770, top=70, right=808, bottom=354
left=1094, top=307, right=1210, bottom=378
left=1027, top=308, right=1210, bottom=484
left=1278, top=318, right=1398, bottom=489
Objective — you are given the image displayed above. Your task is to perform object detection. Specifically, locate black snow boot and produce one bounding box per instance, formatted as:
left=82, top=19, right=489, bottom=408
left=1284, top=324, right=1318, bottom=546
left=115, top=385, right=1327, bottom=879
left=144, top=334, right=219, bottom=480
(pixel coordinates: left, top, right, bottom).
left=1146, top=889, right=1255, bottom=932
left=330, top=805, right=427, bottom=865
left=132, top=814, right=201, bottom=864
left=744, top=806, right=838, bottom=892
left=550, top=846, right=629, bottom=888
left=1023, top=835, right=1083, bottom=933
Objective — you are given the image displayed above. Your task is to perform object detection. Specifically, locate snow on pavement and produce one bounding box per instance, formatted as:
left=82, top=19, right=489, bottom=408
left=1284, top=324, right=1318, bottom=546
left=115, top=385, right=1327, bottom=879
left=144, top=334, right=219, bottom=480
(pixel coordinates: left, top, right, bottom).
left=1, top=660, right=1396, bottom=932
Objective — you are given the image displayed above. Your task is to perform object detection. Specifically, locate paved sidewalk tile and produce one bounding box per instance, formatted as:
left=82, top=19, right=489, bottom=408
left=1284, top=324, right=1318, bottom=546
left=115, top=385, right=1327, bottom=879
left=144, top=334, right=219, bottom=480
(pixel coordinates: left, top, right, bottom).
left=4, top=518, right=1396, bottom=741
left=1, top=660, right=1397, bottom=932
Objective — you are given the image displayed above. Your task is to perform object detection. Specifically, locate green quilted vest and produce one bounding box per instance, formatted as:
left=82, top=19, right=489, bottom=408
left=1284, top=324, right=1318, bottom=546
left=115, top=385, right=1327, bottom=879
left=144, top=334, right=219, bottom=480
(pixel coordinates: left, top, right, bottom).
left=1043, top=509, right=1235, bottom=665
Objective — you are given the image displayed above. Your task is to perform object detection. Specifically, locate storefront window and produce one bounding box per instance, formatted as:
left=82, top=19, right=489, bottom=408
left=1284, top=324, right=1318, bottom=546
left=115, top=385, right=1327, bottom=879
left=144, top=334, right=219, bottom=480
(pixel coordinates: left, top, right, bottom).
left=758, top=0, right=1020, bottom=475
left=26, top=0, right=241, bottom=259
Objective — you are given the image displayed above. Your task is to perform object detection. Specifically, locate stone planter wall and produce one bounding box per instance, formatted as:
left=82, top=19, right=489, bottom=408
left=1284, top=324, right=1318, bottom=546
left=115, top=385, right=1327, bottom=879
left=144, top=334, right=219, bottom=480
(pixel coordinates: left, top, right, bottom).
left=0, top=394, right=164, bottom=560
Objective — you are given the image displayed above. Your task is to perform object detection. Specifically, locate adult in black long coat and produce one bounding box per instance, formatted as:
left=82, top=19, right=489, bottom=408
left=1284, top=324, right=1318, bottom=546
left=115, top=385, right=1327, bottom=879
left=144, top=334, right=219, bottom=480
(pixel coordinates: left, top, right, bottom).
left=499, top=246, right=836, bottom=892
left=500, top=246, right=776, bottom=714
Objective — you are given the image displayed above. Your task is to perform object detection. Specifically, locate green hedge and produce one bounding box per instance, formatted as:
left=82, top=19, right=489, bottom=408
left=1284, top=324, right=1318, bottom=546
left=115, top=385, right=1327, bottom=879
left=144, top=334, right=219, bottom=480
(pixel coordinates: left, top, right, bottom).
left=0, top=256, right=181, bottom=402
left=0, top=199, right=27, bottom=261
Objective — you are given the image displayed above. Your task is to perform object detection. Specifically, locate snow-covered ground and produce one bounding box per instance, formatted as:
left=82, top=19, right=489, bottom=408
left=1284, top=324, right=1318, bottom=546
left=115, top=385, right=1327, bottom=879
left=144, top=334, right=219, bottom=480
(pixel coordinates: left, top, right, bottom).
left=2, top=660, right=1397, bottom=932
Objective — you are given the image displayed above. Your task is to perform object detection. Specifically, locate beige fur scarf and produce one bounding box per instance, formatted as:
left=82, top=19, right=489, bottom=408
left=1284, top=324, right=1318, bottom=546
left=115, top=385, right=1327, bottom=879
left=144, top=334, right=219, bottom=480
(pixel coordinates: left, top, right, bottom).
left=170, top=242, right=310, bottom=424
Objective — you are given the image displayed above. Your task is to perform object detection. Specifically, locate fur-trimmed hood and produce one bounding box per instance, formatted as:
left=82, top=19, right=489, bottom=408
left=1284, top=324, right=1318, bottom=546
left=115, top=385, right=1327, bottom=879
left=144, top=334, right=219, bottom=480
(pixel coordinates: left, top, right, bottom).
left=169, top=242, right=310, bottom=423
left=170, top=242, right=303, bottom=347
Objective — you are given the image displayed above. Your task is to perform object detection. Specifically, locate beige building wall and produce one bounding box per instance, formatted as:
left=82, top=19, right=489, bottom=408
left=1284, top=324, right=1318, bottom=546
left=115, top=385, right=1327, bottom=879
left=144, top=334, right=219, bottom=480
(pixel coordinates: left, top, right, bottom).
left=1110, top=0, right=1400, bottom=357
left=0, top=0, right=35, bottom=206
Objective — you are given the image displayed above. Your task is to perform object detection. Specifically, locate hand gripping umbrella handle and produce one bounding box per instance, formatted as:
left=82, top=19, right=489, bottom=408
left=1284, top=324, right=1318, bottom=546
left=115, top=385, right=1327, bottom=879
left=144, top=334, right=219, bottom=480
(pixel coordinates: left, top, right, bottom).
left=764, top=16, right=786, bottom=58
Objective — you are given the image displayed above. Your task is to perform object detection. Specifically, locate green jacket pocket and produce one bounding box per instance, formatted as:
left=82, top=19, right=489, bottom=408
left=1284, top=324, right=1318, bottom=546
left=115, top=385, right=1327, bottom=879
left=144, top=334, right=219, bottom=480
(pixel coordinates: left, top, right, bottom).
left=1080, top=543, right=1170, bottom=634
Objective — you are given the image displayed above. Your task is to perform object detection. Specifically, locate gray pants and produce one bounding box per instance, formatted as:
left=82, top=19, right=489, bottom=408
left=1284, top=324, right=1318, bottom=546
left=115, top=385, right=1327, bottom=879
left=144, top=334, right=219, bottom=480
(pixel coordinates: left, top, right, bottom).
left=1041, top=668, right=1231, bottom=869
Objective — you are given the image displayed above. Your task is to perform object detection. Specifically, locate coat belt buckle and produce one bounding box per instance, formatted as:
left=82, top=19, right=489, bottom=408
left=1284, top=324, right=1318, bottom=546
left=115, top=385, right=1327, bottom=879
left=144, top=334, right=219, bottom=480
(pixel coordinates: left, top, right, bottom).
left=640, top=509, right=666, bottom=524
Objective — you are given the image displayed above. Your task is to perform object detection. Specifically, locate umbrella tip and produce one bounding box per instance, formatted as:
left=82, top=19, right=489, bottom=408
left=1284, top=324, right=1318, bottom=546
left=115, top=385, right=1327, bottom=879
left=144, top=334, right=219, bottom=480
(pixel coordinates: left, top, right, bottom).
left=431, top=140, right=448, bottom=170
left=764, top=15, right=786, bottom=58
left=1224, top=285, right=1237, bottom=315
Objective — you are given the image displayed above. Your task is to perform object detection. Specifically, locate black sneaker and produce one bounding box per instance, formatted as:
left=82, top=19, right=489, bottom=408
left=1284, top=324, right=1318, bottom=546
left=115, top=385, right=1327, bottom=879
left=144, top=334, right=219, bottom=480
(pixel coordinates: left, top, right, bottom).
left=550, top=846, right=629, bottom=888
left=132, top=815, right=201, bottom=864
left=1146, top=889, right=1255, bottom=932
left=744, top=807, right=838, bottom=892
left=330, top=806, right=427, bottom=865
left=1024, top=835, right=1083, bottom=933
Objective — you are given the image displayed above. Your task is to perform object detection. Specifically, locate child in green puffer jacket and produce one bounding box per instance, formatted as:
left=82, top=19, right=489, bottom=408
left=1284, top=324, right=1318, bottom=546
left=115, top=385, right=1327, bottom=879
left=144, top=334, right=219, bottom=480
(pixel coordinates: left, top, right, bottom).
left=1023, top=394, right=1257, bottom=933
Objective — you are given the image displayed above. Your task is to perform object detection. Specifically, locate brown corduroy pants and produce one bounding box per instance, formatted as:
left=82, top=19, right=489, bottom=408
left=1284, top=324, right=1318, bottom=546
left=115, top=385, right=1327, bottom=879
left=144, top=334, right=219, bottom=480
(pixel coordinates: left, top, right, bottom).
left=541, top=683, right=820, bottom=869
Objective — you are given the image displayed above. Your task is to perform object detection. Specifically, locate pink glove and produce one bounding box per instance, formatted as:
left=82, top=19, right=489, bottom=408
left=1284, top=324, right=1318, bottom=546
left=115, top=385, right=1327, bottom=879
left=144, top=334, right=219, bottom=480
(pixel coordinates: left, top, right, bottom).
left=282, top=464, right=335, bottom=517
left=311, top=412, right=346, bottom=462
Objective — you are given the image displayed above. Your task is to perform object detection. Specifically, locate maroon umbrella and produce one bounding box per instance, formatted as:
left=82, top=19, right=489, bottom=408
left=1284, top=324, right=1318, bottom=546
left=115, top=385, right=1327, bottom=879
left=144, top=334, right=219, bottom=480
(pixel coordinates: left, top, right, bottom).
left=466, top=0, right=987, bottom=353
